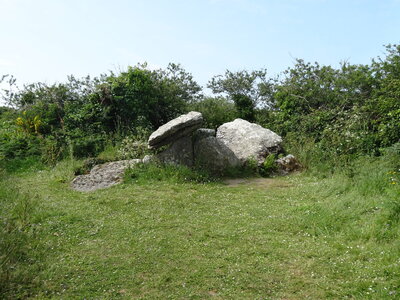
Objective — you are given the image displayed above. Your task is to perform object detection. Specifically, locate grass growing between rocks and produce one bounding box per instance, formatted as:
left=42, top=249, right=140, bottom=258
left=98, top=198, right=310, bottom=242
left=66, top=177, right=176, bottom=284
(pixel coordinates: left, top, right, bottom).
left=1, top=158, right=400, bottom=299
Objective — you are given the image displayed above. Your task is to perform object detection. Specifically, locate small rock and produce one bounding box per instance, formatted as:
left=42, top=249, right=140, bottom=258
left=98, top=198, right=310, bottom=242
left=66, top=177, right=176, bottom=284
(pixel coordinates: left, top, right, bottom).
left=276, top=154, right=301, bottom=174
left=142, top=155, right=154, bottom=164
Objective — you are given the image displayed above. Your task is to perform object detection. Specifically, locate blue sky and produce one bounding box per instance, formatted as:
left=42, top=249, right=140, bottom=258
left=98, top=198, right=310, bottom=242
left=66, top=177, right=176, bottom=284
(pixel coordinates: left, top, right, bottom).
left=1, top=0, right=400, bottom=94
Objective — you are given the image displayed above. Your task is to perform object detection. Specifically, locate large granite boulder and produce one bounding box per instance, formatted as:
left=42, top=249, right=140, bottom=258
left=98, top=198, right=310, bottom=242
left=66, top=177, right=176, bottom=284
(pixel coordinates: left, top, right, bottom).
left=216, top=119, right=282, bottom=165
left=148, top=111, right=203, bottom=149
left=156, top=135, right=194, bottom=167
left=194, top=136, right=241, bottom=173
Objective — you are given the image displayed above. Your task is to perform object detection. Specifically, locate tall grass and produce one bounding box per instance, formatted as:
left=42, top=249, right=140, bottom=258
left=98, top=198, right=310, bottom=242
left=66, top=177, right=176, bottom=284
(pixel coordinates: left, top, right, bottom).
left=0, top=171, right=44, bottom=297
left=286, top=138, right=400, bottom=242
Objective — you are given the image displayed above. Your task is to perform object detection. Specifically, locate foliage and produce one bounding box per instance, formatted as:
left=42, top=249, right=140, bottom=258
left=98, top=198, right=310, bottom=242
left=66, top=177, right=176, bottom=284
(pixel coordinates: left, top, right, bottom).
left=208, top=69, right=272, bottom=121
left=232, top=94, right=255, bottom=121
left=0, top=131, right=42, bottom=160
left=40, top=136, right=66, bottom=166
left=188, top=96, right=236, bottom=129
left=73, top=158, right=106, bottom=176
left=116, top=126, right=152, bottom=160
left=117, top=137, right=149, bottom=160
left=69, top=132, right=105, bottom=159
left=1, top=43, right=400, bottom=298
left=257, top=44, right=400, bottom=161
left=1, top=63, right=201, bottom=164
left=260, top=153, right=278, bottom=176
left=94, top=63, right=201, bottom=132
left=15, top=113, right=41, bottom=134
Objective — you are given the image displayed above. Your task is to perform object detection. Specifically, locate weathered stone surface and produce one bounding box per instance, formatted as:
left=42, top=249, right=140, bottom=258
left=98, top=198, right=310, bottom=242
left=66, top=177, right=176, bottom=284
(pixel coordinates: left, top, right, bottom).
left=148, top=111, right=203, bottom=149
left=71, top=159, right=141, bottom=192
left=276, top=154, right=301, bottom=174
left=193, top=128, right=216, bottom=142
left=216, top=118, right=282, bottom=165
left=194, top=136, right=240, bottom=172
left=142, top=154, right=154, bottom=164
left=156, top=135, right=194, bottom=167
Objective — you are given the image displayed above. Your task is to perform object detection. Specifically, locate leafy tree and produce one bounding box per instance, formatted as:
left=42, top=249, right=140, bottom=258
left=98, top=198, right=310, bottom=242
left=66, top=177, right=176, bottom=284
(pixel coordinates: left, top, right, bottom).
left=208, top=69, right=272, bottom=121
left=96, top=63, right=202, bottom=131
left=369, top=44, right=400, bottom=147
left=274, top=60, right=375, bottom=117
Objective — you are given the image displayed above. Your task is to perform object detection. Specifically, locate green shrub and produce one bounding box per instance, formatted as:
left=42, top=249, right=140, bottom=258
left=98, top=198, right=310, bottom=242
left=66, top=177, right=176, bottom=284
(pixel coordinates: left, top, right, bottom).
left=260, top=154, right=278, bottom=177
left=188, top=96, right=236, bottom=129
left=40, top=136, right=65, bottom=165
left=70, top=134, right=105, bottom=158
left=0, top=132, right=41, bottom=160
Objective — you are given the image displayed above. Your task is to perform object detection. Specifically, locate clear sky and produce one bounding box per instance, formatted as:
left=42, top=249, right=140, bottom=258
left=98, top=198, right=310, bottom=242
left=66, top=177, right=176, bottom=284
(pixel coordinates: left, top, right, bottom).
left=1, top=0, right=400, bottom=94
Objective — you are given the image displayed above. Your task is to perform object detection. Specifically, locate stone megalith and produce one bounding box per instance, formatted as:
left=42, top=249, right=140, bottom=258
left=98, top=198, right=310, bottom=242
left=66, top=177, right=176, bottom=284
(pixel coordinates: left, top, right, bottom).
left=216, top=118, right=282, bottom=165
left=156, top=135, right=194, bottom=167
left=148, top=111, right=203, bottom=149
left=194, top=136, right=241, bottom=173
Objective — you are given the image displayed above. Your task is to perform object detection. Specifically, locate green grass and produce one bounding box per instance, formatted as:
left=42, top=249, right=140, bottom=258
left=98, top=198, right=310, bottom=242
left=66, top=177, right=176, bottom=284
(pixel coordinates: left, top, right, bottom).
left=1, top=158, right=399, bottom=299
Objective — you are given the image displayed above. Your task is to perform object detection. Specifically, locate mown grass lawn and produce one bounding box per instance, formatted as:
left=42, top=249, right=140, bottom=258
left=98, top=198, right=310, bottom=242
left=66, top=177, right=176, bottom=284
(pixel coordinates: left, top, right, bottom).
left=1, top=160, right=399, bottom=299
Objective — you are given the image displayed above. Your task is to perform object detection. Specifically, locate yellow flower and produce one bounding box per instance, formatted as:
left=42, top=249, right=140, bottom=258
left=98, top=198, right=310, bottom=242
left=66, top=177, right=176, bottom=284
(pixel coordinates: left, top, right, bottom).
left=16, top=117, right=24, bottom=126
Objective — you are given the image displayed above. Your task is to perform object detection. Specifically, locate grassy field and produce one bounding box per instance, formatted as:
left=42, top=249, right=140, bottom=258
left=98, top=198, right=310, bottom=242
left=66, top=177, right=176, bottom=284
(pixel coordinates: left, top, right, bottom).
left=1, top=159, right=400, bottom=299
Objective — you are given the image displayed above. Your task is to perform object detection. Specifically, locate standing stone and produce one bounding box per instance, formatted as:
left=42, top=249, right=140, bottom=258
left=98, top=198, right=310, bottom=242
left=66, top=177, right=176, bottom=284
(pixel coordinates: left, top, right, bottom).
left=148, top=111, right=203, bottom=149
left=193, top=128, right=216, bottom=142
left=194, top=136, right=241, bottom=173
left=156, top=135, right=194, bottom=167
left=216, top=118, right=282, bottom=165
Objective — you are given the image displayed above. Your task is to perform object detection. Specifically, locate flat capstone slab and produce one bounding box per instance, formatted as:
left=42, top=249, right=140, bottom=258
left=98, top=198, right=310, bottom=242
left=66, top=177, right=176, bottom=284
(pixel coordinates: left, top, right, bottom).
left=148, top=111, right=203, bottom=149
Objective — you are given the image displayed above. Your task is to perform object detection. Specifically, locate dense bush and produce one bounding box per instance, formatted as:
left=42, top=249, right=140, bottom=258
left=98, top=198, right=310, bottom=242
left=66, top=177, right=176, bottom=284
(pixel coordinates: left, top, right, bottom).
left=189, top=96, right=236, bottom=129
left=0, top=64, right=201, bottom=163
left=0, top=132, right=41, bottom=159
left=257, top=44, right=400, bottom=162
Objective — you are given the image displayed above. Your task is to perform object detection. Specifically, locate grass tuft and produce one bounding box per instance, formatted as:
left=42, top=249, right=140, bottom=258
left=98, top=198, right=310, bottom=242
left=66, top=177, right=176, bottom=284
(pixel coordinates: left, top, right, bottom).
left=124, top=162, right=218, bottom=184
